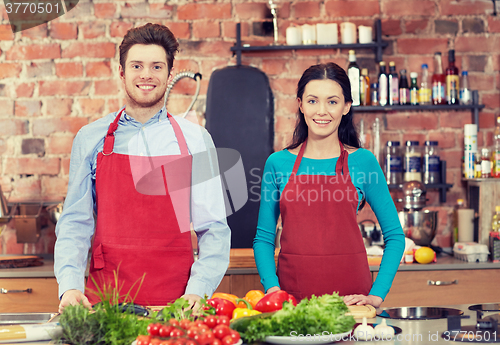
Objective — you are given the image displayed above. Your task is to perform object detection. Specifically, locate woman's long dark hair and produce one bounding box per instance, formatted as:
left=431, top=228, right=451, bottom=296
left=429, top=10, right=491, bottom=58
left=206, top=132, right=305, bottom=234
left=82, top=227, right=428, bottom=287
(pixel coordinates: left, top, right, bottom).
left=285, top=62, right=360, bottom=150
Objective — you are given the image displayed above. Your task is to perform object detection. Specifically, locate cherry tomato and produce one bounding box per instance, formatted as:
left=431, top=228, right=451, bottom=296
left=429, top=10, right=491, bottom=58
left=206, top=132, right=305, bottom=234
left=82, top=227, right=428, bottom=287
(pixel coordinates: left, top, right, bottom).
left=204, top=315, right=218, bottom=329
left=216, top=315, right=230, bottom=326
left=169, top=319, right=180, bottom=327
left=229, top=330, right=241, bottom=343
left=212, top=325, right=231, bottom=340
left=193, top=320, right=205, bottom=328
left=195, top=333, right=211, bottom=345
left=180, top=319, right=193, bottom=330
left=136, top=335, right=152, bottom=345
left=149, top=338, right=162, bottom=345
left=170, top=328, right=185, bottom=338
left=221, top=335, right=235, bottom=345
left=159, top=341, right=174, bottom=345
left=212, top=339, right=222, bottom=345
left=147, top=323, right=162, bottom=337
left=173, top=339, right=186, bottom=345
left=186, top=340, right=198, bottom=345
left=187, top=326, right=200, bottom=338
left=159, top=325, right=174, bottom=338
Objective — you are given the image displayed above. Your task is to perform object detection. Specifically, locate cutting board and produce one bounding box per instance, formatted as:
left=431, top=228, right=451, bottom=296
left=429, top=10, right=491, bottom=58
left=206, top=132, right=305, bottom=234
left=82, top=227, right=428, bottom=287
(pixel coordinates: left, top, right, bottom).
left=346, top=305, right=377, bottom=319
left=0, top=255, right=43, bottom=269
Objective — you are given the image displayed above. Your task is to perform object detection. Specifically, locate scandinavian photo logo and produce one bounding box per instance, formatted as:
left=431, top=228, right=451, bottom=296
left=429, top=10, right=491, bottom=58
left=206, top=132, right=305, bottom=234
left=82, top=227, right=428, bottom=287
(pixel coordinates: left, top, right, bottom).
left=4, top=0, right=79, bottom=33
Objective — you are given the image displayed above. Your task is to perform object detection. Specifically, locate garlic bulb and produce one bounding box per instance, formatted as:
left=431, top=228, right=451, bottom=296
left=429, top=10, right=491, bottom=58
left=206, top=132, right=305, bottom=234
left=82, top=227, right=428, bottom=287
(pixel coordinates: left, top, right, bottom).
left=374, top=319, right=395, bottom=340
left=354, top=317, right=374, bottom=340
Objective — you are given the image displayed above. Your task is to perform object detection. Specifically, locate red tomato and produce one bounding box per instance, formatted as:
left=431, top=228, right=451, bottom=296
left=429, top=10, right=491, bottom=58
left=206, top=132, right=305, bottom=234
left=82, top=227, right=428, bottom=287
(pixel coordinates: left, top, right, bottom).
left=204, top=315, right=218, bottom=329
left=186, top=340, right=198, bottom=345
left=159, top=341, right=174, bottom=345
left=136, top=335, right=152, bottom=345
left=195, top=333, right=210, bottom=345
left=173, top=339, right=186, bottom=345
left=229, top=330, right=241, bottom=343
left=170, top=328, right=185, bottom=338
left=159, top=325, right=174, bottom=338
left=149, top=338, right=162, bottom=345
left=147, top=323, right=162, bottom=337
left=212, top=325, right=231, bottom=340
left=221, top=335, right=235, bottom=345
left=169, top=319, right=180, bottom=327
left=197, top=324, right=209, bottom=333
left=212, top=339, right=222, bottom=345
left=216, top=316, right=230, bottom=326
left=187, top=326, right=200, bottom=338
left=193, top=320, right=205, bottom=328
left=180, top=319, right=193, bottom=330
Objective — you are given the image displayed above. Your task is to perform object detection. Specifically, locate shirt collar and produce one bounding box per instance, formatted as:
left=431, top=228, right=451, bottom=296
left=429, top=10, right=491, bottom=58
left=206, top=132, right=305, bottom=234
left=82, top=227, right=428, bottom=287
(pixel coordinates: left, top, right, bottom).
left=120, top=106, right=169, bottom=126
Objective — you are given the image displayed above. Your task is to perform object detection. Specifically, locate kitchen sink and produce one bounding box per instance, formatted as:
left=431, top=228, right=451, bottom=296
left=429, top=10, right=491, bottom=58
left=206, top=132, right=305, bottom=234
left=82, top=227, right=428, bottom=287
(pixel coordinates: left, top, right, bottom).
left=0, top=312, right=59, bottom=325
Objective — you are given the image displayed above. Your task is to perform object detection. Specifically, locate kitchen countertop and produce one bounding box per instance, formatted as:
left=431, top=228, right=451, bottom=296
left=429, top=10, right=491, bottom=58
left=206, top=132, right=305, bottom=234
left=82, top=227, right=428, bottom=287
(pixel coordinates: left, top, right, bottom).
left=8, top=303, right=500, bottom=344
left=2, top=254, right=500, bottom=278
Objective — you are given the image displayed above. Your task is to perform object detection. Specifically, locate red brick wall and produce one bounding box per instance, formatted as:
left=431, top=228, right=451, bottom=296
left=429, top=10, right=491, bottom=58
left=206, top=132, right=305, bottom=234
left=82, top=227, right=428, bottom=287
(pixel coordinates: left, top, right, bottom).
left=0, top=0, right=499, bottom=253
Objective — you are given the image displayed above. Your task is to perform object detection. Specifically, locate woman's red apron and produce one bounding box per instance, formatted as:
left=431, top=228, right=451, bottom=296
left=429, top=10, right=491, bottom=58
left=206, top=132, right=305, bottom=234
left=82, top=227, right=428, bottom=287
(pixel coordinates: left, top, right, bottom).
left=278, top=139, right=372, bottom=300
left=85, top=109, right=194, bottom=306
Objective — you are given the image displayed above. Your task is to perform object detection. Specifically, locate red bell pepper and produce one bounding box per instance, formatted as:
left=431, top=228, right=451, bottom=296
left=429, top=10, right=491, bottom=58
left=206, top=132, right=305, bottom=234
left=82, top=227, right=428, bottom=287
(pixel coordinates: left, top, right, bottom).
left=254, top=290, right=298, bottom=313
left=206, top=297, right=236, bottom=318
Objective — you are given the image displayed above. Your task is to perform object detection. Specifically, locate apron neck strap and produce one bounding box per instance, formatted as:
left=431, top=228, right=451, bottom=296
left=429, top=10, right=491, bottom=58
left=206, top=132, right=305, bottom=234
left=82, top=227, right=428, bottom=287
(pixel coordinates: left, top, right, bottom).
left=102, top=109, right=190, bottom=156
left=291, top=139, right=348, bottom=176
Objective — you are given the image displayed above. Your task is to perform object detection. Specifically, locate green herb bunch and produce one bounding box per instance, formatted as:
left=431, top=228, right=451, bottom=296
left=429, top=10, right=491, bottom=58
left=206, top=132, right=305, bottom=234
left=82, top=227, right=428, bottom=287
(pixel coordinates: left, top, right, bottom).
left=233, top=293, right=356, bottom=343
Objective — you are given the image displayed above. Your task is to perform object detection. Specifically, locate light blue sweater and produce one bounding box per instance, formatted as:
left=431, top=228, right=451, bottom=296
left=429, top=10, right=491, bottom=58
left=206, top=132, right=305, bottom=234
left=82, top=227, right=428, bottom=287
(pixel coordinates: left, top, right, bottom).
left=253, top=148, right=405, bottom=300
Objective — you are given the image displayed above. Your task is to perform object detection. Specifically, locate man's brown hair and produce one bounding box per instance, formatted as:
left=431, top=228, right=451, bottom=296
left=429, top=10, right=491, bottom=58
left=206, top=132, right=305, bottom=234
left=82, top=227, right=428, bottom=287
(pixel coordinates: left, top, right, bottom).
left=119, top=23, right=179, bottom=72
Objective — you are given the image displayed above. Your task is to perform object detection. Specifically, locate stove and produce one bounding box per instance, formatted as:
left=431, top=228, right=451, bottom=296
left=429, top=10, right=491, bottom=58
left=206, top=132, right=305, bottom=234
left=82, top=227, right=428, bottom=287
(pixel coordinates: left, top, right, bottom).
left=441, top=306, right=500, bottom=343
left=379, top=307, right=464, bottom=320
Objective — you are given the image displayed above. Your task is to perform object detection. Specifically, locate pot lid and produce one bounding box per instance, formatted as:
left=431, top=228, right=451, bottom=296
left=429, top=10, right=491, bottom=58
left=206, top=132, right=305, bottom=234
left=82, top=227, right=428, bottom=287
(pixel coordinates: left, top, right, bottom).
left=402, top=180, right=427, bottom=198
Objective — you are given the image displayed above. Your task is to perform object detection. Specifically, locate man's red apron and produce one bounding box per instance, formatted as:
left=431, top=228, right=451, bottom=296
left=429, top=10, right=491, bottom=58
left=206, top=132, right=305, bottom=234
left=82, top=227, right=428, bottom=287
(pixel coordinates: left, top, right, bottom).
left=278, top=139, right=372, bottom=300
left=85, top=108, right=194, bottom=306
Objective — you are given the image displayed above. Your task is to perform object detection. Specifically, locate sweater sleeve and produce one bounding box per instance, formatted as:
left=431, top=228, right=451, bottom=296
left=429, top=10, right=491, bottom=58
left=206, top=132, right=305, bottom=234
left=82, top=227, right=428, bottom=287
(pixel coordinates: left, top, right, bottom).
left=353, top=150, right=405, bottom=300
left=253, top=153, right=282, bottom=292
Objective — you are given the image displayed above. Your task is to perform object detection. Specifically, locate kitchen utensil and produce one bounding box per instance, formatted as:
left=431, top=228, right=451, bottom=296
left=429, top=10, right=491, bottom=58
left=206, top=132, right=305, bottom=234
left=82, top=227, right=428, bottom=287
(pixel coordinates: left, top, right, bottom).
left=46, top=202, right=63, bottom=224
left=398, top=209, right=438, bottom=246
left=400, top=180, right=427, bottom=210
left=205, top=65, right=274, bottom=248
left=164, top=70, right=202, bottom=118
left=380, top=307, right=463, bottom=320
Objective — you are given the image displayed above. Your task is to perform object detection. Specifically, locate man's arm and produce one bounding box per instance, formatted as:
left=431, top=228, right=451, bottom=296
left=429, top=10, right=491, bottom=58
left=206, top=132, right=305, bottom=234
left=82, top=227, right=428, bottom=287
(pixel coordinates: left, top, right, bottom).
left=54, top=129, right=97, bottom=308
left=184, top=128, right=231, bottom=298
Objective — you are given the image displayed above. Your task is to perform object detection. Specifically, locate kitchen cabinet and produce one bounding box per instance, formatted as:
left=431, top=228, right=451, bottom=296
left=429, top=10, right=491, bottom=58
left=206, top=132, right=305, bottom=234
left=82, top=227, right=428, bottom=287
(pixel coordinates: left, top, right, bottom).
left=377, top=268, right=500, bottom=307
left=0, top=278, right=59, bottom=312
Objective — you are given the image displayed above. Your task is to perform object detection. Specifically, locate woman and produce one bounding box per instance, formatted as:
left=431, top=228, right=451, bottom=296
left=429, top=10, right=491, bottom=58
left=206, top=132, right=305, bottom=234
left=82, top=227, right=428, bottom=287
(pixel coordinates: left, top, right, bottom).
left=253, top=62, right=405, bottom=307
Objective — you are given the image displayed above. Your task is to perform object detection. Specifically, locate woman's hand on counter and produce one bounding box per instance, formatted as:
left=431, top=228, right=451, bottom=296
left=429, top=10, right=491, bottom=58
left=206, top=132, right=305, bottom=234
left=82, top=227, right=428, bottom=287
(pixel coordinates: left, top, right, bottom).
left=59, top=289, right=92, bottom=314
left=343, top=294, right=383, bottom=308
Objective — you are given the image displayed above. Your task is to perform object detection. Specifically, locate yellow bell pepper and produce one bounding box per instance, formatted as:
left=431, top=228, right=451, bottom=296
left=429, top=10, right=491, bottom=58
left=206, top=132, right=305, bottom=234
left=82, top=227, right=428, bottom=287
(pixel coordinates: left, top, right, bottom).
left=232, top=299, right=261, bottom=319
left=211, top=292, right=239, bottom=306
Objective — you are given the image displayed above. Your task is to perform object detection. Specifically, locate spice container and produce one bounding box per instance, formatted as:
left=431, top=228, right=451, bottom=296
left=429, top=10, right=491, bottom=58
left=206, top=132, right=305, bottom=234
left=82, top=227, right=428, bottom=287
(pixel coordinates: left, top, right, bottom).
left=384, top=141, right=403, bottom=185
left=423, top=141, right=440, bottom=184
left=404, top=141, right=422, bottom=182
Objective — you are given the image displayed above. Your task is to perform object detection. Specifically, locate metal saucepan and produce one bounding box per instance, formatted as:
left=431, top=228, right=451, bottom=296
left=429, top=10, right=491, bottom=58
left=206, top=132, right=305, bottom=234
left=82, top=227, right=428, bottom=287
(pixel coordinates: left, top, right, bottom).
left=398, top=209, right=438, bottom=246
left=46, top=202, right=63, bottom=224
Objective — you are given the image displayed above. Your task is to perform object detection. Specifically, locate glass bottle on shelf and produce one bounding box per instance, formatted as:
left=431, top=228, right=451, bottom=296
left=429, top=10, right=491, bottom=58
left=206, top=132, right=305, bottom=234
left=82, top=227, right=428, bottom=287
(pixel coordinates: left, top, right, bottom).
left=388, top=61, right=399, bottom=105
left=423, top=141, right=440, bottom=184
left=446, top=49, right=460, bottom=105
left=432, top=52, right=447, bottom=105
left=410, top=72, right=419, bottom=105
left=378, top=62, right=388, bottom=106
left=347, top=50, right=361, bottom=106
left=404, top=141, right=422, bottom=182
left=419, top=64, right=431, bottom=105
left=360, top=68, right=371, bottom=106
left=399, top=69, right=410, bottom=105
left=459, top=71, right=472, bottom=105
left=384, top=141, right=403, bottom=185
left=481, top=148, right=491, bottom=178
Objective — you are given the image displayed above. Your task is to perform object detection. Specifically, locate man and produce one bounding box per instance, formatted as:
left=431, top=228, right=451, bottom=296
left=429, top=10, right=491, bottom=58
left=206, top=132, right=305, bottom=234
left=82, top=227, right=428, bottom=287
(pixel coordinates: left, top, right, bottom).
left=54, top=23, right=230, bottom=313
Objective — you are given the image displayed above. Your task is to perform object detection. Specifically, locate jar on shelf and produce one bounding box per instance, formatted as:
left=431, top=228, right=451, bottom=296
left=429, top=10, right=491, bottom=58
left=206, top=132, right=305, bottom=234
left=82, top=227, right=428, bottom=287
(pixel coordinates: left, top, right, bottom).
left=404, top=141, right=422, bottom=182
left=423, top=141, right=440, bottom=184
left=384, top=141, right=403, bottom=185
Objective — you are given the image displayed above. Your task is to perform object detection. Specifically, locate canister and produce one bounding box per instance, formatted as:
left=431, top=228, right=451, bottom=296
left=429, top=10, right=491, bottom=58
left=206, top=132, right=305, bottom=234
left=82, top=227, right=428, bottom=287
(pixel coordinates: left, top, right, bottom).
left=384, top=141, right=403, bottom=185
left=404, top=141, right=422, bottom=182
left=423, top=141, right=440, bottom=184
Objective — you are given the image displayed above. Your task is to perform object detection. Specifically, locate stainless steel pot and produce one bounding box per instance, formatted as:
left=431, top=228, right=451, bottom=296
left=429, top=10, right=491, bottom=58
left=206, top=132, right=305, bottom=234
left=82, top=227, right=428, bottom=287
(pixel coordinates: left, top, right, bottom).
left=398, top=209, right=438, bottom=246
left=400, top=180, right=427, bottom=210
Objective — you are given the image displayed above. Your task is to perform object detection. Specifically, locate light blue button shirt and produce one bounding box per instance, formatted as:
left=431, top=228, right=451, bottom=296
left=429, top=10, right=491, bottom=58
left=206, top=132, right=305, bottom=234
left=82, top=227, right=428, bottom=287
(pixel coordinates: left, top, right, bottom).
left=54, top=106, right=231, bottom=299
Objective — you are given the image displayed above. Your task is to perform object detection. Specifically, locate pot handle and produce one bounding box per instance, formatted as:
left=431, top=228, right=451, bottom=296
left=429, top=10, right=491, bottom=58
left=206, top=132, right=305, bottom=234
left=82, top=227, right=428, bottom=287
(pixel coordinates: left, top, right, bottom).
left=427, top=279, right=458, bottom=286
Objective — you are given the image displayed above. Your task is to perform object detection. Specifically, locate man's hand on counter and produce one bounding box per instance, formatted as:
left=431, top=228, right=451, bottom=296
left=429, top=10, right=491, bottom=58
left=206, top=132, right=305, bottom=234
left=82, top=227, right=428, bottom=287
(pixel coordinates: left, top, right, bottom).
left=343, top=294, right=382, bottom=308
left=181, top=294, right=202, bottom=313
left=59, top=289, right=92, bottom=314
